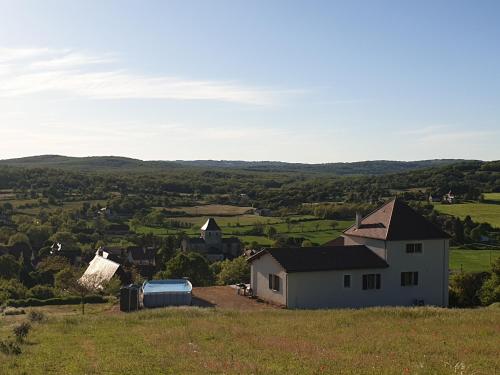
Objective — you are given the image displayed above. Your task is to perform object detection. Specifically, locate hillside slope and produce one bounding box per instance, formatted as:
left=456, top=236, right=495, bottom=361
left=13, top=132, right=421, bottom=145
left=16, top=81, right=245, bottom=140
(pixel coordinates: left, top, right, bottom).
left=0, top=155, right=468, bottom=175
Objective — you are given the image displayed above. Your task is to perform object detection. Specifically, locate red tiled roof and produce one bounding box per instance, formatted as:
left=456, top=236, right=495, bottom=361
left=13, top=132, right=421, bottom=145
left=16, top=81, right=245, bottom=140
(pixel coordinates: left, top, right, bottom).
left=343, top=198, right=450, bottom=241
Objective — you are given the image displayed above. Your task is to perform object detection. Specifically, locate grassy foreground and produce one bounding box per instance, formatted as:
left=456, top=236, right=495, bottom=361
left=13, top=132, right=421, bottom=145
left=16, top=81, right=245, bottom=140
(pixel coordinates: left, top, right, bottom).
left=1, top=305, right=499, bottom=374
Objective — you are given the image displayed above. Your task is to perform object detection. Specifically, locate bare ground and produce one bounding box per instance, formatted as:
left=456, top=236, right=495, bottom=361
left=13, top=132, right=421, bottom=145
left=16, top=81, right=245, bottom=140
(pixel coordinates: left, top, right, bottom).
left=192, top=286, right=276, bottom=310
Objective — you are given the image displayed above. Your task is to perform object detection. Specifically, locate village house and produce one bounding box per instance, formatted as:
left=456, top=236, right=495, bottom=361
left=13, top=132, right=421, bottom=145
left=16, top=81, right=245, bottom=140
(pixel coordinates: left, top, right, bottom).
left=181, top=218, right=241, bottom=261
left=96, top=246, right=156, bottom=267
left=248, top=198, right=450, bottom=309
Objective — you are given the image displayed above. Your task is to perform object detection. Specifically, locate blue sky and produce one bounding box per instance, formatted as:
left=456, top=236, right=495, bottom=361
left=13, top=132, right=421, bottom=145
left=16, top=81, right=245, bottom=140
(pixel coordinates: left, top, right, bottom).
left=0, top=0, right=499, bottom=162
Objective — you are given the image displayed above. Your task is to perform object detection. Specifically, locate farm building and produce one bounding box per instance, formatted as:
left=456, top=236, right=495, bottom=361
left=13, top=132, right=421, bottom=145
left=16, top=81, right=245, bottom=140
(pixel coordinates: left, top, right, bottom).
left=248, top=198, right=450, bottom=309
left=181, top=218, right=241, bottom=261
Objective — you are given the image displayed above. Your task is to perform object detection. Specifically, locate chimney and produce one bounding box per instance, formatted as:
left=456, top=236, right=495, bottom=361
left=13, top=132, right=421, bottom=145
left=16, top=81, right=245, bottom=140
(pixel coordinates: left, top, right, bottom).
left=355, top=212, right=362, bottom=229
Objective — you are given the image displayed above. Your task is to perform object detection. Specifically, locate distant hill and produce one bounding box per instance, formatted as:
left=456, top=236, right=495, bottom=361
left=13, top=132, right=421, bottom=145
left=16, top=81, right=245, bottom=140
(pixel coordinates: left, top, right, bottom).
left=0, top=155, right=472, bottom=175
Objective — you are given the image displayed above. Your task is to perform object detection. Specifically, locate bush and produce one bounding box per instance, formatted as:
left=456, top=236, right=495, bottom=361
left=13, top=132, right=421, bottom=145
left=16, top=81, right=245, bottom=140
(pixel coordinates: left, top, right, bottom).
left=449, top=272, right=489, bottom=307
left=28, top=310, right=45, bottom=323
left=0, top=340, right=22, bottom=355
left=13, top=322, right=31, bottom=342
left=0, top=279, right=29, bottom=304
left=29, top=285, right=55, bottom=300
left=3, top=307, right=25, bottom=316
left=158, top=252, right=214, bottom=286
left=479, top=257, right=500, bottom=305
left=216, top=256, right=250, bottom=285
left=5, top=295, right=107, bottom=308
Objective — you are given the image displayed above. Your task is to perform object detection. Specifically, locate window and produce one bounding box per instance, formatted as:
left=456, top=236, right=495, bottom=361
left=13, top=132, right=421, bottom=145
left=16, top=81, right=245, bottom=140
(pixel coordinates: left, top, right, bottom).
left=401, top=272, right=419, bottom=286
left=343, top=274, right=351, bottom=288
left=362, top=274, right=381, bottom=290
left=268, top=274, right=280, bottom=291
left=406, top=243, right=423, bottom=254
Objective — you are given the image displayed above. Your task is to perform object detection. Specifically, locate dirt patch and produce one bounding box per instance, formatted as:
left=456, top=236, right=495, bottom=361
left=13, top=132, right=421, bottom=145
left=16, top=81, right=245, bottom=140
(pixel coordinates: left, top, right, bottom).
left=192, top=286, right=276, bottom=310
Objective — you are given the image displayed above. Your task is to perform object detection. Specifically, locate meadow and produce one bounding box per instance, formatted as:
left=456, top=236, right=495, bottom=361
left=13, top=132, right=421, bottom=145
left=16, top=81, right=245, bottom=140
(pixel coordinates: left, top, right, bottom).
left=135, top=209, right=352, bottom=247
left=433, top=201, right=500, bottom=228
left=0, top=304, right=498, bottom=374
left=449, top=249, right=500, bottom=272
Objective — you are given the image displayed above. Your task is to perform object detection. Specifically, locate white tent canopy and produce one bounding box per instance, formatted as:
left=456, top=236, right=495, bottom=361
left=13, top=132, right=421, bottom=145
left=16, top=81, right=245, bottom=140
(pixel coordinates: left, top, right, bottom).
left=79, top=254, right=120, bottom=289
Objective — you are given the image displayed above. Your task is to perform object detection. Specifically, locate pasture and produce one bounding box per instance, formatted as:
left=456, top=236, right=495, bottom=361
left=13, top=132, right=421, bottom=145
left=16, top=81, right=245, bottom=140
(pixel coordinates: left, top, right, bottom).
left=0, top=304, right=498, bottom=374
left=433, top=201, right=500, bottom=227
left=134, top=211, right=352, bottom=246
left=449, top=249, right=500, bottom=272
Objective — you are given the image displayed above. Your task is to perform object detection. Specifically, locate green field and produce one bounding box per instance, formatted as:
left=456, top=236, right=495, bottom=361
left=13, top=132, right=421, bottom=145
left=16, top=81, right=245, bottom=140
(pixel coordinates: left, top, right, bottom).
left=433, top=201, right=500, bottom=227
left=484, top=193, right=500, bottom=202
left=450, top=249, right=500, bottom=272
left=134, top=214, right=352, bottom=246
left=0, top=304, right=499, bottom=374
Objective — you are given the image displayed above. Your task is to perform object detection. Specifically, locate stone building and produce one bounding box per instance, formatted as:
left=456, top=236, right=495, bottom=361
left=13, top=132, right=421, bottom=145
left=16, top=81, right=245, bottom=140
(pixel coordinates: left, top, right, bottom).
left=181, top=218, right=241, bottom=261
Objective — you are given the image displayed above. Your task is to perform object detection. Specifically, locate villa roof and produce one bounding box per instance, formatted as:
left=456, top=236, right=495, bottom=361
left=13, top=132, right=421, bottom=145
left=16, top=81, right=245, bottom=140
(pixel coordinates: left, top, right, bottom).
left=343, top=198, right=450, bottom=241
left=201, top=218, right=221, bottom=231
left=248, top=245, right=388, bottom=272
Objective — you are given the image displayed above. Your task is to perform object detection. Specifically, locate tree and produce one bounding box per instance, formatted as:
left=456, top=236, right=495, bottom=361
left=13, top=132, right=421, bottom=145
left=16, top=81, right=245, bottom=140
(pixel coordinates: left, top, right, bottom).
left=55, top=267, right=97, bottom=315
left=453, top=218, right=465, bottom=244
left=29, top=285, right=55, bottom=299
left=479, top=257, right=500, bottom=306
left=265, top=226, right=277, bottom=239
left=26, top=225, right=52, bottom=251
left=470, top=226, right=482, bottom=242
left=37, top=256, right=71, bottom=285
left=449, top=272, right=486, bottom=307
left=49, top=231, right=81, bottom=255
left=215, top=256, right=250, bottom=285
left=0, top=255, right=21, bottom=280
left=157, top=252, right=214, bottom=286
left=8, top=233, right=32, bottom=253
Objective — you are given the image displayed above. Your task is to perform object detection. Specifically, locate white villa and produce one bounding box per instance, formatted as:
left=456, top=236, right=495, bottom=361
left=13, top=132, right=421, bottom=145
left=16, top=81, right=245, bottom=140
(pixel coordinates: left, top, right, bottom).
left=248, top=198, right=450, bottom=309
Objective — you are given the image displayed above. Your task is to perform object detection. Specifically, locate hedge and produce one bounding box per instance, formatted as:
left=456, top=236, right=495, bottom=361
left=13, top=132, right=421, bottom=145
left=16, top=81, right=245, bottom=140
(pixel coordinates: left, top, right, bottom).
left=4, top=295, right=107, bottom=307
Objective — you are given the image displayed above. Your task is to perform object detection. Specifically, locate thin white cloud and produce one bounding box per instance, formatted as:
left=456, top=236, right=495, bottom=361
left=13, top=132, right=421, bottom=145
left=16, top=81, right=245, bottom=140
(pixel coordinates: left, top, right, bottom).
left=0, top=47, right=298, bottom=105
left=398, top=125, right=500, bottom=145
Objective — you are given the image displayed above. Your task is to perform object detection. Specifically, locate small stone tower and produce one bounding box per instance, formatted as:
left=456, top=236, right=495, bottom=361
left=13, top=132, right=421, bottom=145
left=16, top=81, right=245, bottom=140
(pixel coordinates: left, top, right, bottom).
left=200, top=218, right=222, bottom=246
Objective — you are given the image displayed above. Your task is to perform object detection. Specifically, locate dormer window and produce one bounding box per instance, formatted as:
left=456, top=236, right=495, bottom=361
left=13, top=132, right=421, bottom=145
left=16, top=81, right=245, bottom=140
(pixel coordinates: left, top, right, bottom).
left=406, top=243, right=423, bottom=254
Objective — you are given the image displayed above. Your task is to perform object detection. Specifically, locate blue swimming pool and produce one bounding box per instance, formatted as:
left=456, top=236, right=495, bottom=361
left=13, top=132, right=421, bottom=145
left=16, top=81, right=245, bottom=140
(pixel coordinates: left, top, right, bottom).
left=142, top=279, right=192, bottom=308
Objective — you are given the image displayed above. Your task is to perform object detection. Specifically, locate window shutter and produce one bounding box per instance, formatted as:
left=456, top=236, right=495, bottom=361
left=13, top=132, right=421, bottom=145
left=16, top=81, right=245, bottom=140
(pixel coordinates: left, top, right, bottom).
left=414, top=272, right=419, bottom=285
left=269, top=274, right=273, bottom=289
left=401, top=272, right=405, bottom=286
left=362, top=275, right=367, bottom=290
left=274, top=275, right=280, bottom=291
left=376, top=274, right=381, bottom=289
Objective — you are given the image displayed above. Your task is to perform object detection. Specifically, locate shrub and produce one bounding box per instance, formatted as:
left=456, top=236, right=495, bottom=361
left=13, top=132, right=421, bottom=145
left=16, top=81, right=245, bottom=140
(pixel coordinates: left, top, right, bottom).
left=13, top=322, right=31, bottom=342
left=449, top=272, right=489, bottom=307
left=216, top=256, right=250, bottom=285
left=0, top=279, right=29, bottom=304
left=0, top=340, right=22, bottom=355
left=479, top=257, right=500, bottom=306
left=3, top=307, right=25, bottom=316
left=5, top=295, right=107, bottom=308
left=28, top=310, right=46, bottom=323
left=29, top=285, right=55, bottom=300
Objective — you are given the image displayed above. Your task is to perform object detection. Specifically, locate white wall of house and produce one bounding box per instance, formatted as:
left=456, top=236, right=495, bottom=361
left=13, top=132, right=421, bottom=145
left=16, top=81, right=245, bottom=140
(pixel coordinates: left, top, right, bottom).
left=251, top=237, right=449, bottom=309
left=343, top=236, right=449, bottom=307
left=287, top=268, right=389, bottom=309
left=250, top=253, right=287, bottom=306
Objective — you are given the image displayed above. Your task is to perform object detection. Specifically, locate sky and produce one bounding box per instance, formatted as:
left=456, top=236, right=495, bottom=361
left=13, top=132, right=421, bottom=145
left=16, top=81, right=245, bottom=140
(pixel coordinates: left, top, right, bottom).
left=0, top=0, right=499, bottom=163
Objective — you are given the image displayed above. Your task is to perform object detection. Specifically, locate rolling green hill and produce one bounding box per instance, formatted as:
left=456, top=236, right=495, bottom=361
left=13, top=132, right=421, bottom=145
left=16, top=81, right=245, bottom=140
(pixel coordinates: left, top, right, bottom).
left=0, top=155, right=469, bottom=175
